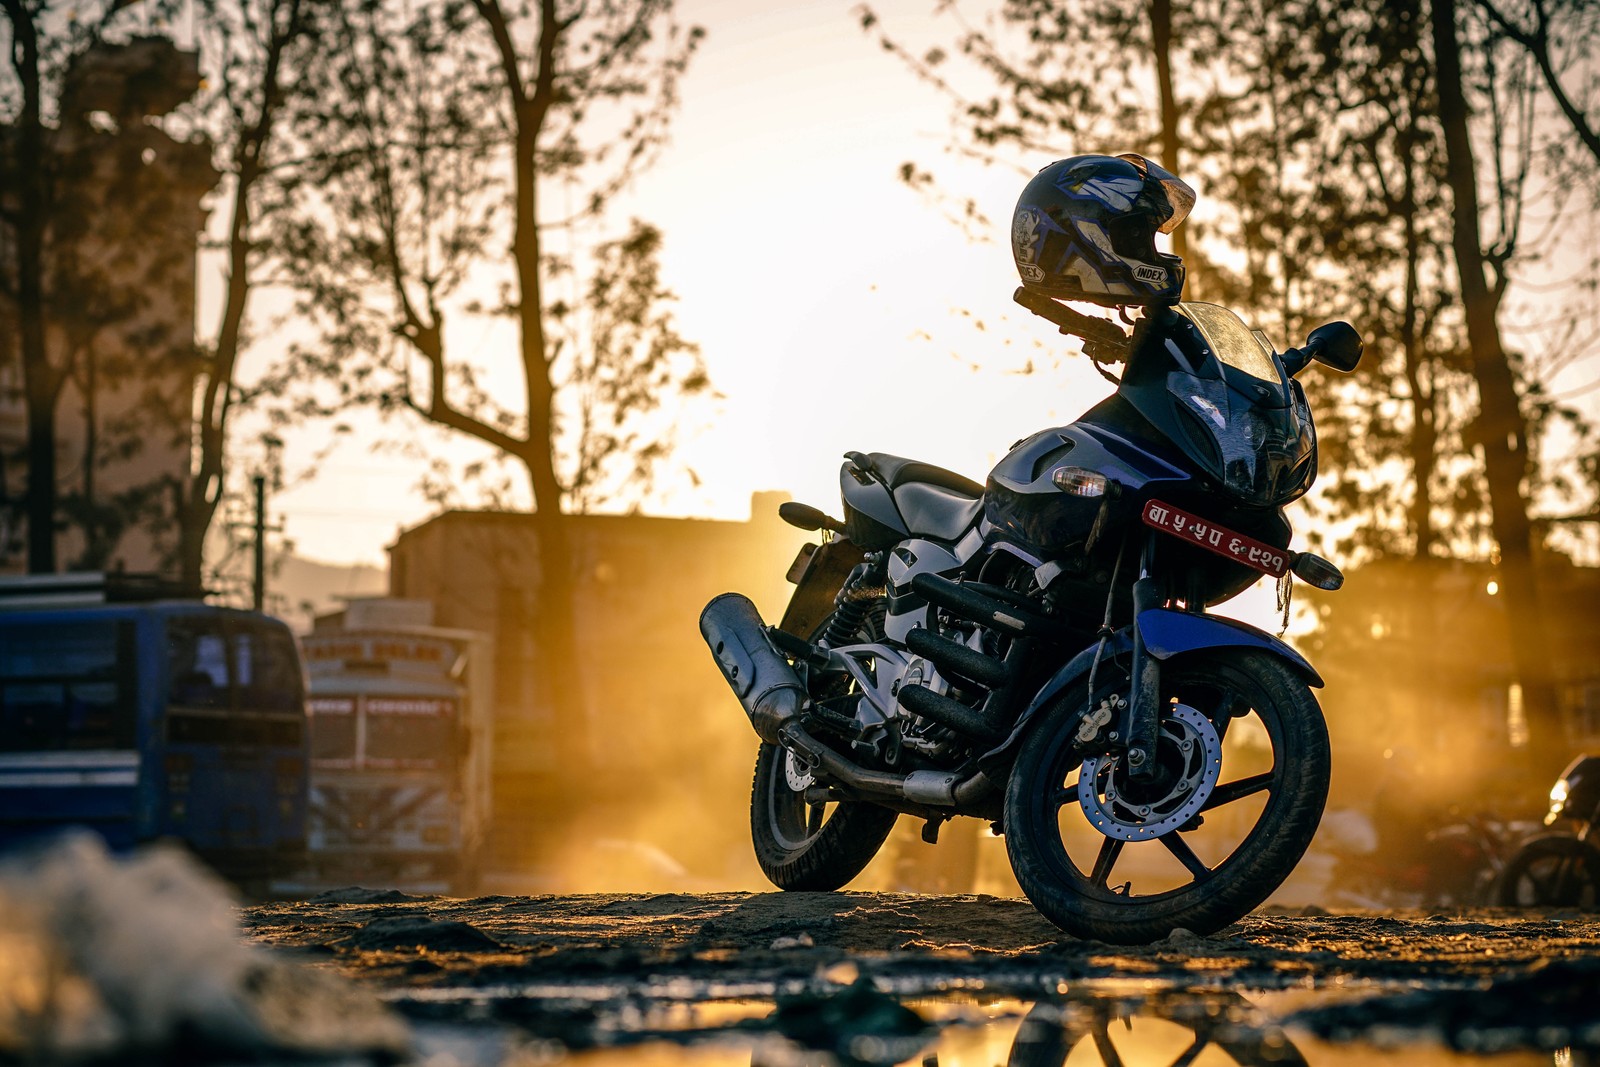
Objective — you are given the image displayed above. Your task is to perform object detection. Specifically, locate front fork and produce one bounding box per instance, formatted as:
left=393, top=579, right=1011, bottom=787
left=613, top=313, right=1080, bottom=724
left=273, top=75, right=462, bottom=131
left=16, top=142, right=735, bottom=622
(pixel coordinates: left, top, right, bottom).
left=1119, top=533, right=1164, bottom=781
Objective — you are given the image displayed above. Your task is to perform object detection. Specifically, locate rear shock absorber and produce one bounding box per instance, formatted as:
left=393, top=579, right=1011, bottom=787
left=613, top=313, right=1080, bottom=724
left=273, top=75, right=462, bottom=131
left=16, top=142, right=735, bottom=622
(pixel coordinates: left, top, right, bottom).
left=820, top=558, right=885, bottom=646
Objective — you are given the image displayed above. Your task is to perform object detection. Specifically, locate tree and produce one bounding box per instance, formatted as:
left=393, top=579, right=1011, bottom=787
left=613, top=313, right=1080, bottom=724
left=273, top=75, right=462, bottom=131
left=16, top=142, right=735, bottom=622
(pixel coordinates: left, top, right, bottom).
left=0, top=1, right=320, bottom=584
left=2, top=0, right=73, bottom=572
left=1474, top=0, right=1600, bottom=168
left=1431, top=0, right=1564, bottom=762
left=282, top=0, right=705, bottom=767
left=176, top=0, right=325, bottom=591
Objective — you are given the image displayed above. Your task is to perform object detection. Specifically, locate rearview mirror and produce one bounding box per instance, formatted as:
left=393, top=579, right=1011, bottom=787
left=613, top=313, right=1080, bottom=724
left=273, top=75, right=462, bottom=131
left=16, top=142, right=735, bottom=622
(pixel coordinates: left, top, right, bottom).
left=1304, top=321, right=1363, bottom=373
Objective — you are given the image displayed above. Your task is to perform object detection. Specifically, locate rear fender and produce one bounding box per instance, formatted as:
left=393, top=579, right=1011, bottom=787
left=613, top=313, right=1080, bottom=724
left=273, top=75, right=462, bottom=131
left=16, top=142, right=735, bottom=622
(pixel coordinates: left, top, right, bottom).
left=776, top=538, right=865, bottom=638
left=980, top=608, right=1320, bottom=772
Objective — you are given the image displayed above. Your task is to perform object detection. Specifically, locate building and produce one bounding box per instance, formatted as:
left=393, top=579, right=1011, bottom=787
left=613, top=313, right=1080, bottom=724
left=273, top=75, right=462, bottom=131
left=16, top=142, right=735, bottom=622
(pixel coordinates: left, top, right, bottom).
left=1302, top=551, right=1600, bottom=814
left=0, top=37, right=217, bottom=575
left=386, top=495, right=809, bottom=881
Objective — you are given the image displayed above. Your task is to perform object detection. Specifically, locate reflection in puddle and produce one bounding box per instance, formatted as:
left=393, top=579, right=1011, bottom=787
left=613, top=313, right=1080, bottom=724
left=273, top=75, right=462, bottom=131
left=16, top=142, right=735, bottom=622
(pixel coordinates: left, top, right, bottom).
left=400, top=984, right=1588, bottom=1067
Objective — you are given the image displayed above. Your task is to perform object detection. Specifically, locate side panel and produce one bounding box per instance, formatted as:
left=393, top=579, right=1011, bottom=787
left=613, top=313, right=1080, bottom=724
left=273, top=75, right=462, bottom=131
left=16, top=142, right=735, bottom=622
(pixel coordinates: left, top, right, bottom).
left=883, top=533, right=980, bottom=643
left=0, top=613, right=148, bottom=850
left=982, top=422, right=1191, bottom=562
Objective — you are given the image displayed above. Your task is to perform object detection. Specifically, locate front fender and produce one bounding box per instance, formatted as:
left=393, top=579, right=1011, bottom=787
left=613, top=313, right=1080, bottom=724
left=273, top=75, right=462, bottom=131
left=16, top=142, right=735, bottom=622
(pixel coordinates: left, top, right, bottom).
left=1137, top=608, right=1322, bottom=688
left=979, top=608, right=1320, bottom=773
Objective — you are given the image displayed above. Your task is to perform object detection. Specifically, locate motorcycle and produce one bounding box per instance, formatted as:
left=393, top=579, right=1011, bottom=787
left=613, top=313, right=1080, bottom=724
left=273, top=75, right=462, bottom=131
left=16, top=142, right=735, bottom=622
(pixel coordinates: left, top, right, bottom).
left=700, top=287, right=1362, bottom=945
left=1496, top=754, right=1600, bottom=908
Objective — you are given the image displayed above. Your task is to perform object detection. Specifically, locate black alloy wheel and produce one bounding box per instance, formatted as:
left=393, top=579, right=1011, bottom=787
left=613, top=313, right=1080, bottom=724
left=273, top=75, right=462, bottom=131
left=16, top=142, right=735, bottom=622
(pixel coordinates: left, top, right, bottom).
left=1005, top=650, right=1330, bottom=944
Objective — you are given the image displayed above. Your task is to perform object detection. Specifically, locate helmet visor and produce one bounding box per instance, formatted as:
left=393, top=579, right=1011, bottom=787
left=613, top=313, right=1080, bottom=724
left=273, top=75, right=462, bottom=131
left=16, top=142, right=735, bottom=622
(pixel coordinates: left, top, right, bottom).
left=1118, top=153, right=1196, bottom=234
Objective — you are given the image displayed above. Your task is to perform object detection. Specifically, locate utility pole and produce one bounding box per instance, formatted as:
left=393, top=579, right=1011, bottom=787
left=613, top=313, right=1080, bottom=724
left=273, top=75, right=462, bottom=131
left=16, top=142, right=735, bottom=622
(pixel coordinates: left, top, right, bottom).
left=252, top=474, right=266, bottom=611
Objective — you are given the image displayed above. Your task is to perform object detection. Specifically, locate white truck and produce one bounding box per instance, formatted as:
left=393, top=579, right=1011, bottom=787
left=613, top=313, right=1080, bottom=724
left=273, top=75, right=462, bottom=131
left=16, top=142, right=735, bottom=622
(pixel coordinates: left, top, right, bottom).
left=296, top=600, right=491, bottom=894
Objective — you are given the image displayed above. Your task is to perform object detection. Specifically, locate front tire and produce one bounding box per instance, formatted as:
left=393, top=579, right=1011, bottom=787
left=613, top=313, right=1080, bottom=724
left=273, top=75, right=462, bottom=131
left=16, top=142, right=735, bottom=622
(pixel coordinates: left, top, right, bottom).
left=1005, top=650, right=1329, bottom=944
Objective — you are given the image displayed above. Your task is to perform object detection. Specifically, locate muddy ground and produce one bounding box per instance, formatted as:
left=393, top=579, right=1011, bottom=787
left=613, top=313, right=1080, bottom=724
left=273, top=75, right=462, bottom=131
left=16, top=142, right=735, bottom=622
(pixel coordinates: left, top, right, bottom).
left=240, top=891, right=1600, bottom=1063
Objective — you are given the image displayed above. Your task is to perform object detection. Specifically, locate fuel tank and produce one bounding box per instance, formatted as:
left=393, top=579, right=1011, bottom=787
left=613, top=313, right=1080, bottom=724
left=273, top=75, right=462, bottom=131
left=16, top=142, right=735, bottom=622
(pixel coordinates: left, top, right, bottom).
left=979, top=398, right=1196, bottom=566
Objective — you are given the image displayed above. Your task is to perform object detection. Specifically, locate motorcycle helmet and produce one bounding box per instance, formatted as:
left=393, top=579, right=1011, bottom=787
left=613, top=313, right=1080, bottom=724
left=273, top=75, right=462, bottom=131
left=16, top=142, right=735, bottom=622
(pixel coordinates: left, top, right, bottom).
left=1011, top=153, right=1195, bottom=306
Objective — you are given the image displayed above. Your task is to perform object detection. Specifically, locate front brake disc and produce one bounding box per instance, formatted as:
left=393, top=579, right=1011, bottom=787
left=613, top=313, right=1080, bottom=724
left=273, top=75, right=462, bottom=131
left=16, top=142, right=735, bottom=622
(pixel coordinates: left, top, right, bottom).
left=1078, top=703, right=1223, bottom=841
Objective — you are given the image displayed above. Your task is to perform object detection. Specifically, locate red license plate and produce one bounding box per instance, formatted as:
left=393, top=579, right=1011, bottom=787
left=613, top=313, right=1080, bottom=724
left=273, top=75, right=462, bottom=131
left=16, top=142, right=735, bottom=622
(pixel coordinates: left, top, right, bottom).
left=1140, top=499, right=1290, bottom=578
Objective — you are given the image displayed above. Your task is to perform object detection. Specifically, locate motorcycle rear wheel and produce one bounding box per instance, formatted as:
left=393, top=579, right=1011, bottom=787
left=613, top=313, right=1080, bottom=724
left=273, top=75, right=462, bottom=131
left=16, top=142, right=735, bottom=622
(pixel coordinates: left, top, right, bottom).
left=749, top=742, right=898, bottom=889
left=747, top=604, right=898, bottom=890
left=1005, top=650, right=1329, bottom=944
left=1495, top=835, right=1600, bottom=908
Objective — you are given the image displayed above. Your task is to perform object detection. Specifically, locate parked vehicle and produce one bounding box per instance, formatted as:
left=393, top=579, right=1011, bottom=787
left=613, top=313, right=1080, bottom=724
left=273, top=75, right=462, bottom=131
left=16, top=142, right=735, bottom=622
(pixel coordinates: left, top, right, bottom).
left=1496, top=754, right=1600, bottom=908
left=296, top=617, right=491, bottom=894
left=1326, top=806, right=1514, bottom=909
left=699, top=153, right=1362, bottom=944
left=0, top=573, right=308, bottom=887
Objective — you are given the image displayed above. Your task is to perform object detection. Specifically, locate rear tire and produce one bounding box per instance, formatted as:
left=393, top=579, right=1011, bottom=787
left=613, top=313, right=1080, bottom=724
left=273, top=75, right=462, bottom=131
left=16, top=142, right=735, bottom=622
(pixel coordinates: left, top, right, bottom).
left=749, top=742, right=898, bottom=889
left=1005, top=650, right=1329, bottom=944
left=748, top=602, right=898, bottom=891
left=1495, top=835, right=1600, bottom=908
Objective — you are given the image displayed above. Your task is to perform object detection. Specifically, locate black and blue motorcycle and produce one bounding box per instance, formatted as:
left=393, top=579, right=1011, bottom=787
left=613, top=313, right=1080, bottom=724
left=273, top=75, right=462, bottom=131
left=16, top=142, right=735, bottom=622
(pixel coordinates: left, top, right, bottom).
left=701, top=155, right=1363, bottom=944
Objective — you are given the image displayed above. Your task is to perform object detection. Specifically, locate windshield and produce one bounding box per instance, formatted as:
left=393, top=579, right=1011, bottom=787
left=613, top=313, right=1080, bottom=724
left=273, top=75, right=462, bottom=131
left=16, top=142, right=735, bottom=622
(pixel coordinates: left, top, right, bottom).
left=363, top=697, right=455, bottom=768
left=309, top=697, right=356, bottom=764
left=0, top=620, right=137, bottom=752
left=1180, top=302, right=1278, bottom=381
left=168, top=616, right=304, bottom=713
left=1123, top=303, right=1317, bottom=507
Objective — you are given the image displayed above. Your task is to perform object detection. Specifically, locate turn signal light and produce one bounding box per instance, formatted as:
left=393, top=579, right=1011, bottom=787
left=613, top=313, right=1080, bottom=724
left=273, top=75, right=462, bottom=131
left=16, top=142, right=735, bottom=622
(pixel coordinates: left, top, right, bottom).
left=1290, top=551, right=1344, bottom=590
left=1051, top=467, right=1108, bottom=497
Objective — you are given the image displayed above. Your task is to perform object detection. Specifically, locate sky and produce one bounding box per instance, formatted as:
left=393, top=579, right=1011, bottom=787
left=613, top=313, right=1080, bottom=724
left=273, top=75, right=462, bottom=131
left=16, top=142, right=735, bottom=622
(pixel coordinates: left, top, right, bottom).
left=248, top=0, right=1118, bottom=568
left=215, top=0, right=1600, bottom=612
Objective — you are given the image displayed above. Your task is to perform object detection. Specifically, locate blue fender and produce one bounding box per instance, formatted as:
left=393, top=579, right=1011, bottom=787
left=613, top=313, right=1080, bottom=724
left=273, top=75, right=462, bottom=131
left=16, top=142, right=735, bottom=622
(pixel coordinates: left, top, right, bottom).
left=981, top=608, right=1320, bottom=769
left=1137, top=608, right=1322, bottom=688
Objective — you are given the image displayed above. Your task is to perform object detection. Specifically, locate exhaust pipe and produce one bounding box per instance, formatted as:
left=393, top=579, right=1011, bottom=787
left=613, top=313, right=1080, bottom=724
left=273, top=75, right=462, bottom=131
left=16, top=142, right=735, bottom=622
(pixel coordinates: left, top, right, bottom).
left=700, top=592, right=1001, bottom=818
left=699, top=593, right=811, bottom=745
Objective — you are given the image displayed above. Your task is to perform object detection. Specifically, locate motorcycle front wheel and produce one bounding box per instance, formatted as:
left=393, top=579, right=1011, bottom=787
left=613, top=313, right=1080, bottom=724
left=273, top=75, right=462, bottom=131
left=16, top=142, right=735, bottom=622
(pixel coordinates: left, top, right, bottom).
left=1495, top=835, right=1600, bottom=908
left=1005, top=650, right=1330, bottom=944
left=748, top=604, right=898, bottom=890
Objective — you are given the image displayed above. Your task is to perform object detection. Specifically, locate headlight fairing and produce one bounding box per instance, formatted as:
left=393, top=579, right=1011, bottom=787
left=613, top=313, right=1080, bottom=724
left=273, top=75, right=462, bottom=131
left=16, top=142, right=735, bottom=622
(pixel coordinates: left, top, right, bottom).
left=1168, top=372, right=1316, bottom=506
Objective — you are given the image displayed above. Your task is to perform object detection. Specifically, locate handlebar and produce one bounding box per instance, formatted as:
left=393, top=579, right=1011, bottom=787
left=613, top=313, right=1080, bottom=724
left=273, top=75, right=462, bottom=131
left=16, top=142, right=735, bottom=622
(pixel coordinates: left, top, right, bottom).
left=1012, top=287, right=1131, bottom=360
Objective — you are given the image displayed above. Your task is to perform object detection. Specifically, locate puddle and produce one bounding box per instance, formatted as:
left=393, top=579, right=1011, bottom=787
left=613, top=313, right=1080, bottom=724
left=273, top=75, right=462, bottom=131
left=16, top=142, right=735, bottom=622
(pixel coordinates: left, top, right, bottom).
left=392, top=981, right=1592, bottom=1067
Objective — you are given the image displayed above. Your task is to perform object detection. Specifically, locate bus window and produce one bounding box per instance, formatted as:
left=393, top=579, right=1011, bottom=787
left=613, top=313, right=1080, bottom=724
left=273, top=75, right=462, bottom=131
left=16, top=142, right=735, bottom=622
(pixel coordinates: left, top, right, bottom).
left=167, top=621, right=229, bottom=709
left=364, top=698, right=454, bottom=768
left=235, top=625, right=303, bottom=713
left=309, top=698, right=356, bottom=765
left=0, top=621, right=137, bottom=751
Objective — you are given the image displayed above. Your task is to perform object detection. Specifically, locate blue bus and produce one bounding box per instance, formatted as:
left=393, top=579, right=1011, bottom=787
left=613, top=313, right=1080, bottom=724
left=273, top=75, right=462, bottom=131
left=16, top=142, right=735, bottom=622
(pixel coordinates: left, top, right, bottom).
left=0, top=575, right=309, bottom=885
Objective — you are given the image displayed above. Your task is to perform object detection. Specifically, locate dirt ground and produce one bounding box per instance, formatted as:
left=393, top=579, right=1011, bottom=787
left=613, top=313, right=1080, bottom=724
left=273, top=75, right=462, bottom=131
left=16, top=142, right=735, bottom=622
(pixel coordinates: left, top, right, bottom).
left=239, top=890, right=1600, bottom=1063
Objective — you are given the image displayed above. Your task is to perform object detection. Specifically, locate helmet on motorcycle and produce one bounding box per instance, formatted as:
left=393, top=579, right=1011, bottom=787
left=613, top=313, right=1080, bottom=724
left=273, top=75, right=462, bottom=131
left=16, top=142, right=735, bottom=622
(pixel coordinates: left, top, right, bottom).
left=1011, top=153, right=1195, bottom=306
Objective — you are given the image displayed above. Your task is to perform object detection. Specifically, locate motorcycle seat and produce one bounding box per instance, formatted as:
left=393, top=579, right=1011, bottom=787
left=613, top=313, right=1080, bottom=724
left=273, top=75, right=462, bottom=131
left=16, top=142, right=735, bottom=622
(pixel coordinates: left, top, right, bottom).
left=848, top=451, right=985, bottom=498
left=893, top=482, right=984, bottom=543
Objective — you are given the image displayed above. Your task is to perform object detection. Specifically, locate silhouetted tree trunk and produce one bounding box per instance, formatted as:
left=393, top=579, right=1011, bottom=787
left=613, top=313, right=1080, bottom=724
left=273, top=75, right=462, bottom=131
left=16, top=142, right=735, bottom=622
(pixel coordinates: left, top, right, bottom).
left=2, top=0, right=61, bottom=572
left=286, top=0, right=703, bottom=777
left=1149, top=0, right=1186, bottom=266
left=1431, top=0, right=1560, bottom=764
left=177, top=0, right=314, bottom=592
